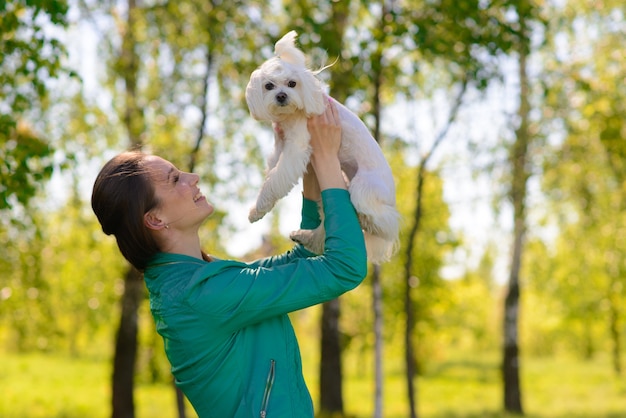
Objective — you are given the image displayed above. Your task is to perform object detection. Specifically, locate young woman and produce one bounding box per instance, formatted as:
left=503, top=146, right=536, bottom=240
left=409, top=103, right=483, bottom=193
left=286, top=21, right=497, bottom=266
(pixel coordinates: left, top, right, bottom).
left=91, top=100, right=367, bottom=417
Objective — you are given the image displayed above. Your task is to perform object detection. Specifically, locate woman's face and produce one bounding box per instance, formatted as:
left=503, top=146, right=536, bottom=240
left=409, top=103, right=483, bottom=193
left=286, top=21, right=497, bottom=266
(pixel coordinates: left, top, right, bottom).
left=144, top=156, right=214, bottom=231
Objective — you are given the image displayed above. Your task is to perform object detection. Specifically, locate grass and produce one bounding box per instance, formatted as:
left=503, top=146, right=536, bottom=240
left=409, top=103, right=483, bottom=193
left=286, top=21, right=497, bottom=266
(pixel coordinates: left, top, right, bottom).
left=305, top=347, right=626, bottom=418
left=0, top=350, right=624, bottom=417
left=0, top=352, right=197, bottom=418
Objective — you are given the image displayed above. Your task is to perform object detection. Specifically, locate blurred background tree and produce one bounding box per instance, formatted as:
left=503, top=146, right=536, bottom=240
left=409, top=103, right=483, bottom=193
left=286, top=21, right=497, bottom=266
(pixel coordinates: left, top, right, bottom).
left=1, top=0, right=625, bottom=417
left=534, top=0, right=626, bottom=375
left=0, top=0, right=72, bottom=354
left=0, top=0, right=69, bottom=210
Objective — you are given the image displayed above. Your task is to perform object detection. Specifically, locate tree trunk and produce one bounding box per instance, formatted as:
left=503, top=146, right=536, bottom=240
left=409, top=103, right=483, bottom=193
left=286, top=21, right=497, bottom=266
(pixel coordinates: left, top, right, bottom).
left=188, top=46, right=213, bottom=173
left=111, top=267, right=144, bottom=418
left=403, top=80, right=467, bottom=418
left=404, top=268, right=418, bottom=418
left=317, top=3, right=351, bottom=414
left=502, top=9, right=530, bottom=415
left=599, top=87, right=626, bottom=378
left=607, top=246, right=622, bottom=375
left=609, top=294, right=622, bottom=375
left=370, top=10, right=386, bottom=413
left=502, top=250, right=523, bottom=413
left=372, top=264, right=384, bottom=418
left=404, top=174, right=421, bottom=418
left=175, top=384, right=187, bottom=418
left=112, top=1, right=144, bottom=417
left=319, top=298, right=343, bottom=414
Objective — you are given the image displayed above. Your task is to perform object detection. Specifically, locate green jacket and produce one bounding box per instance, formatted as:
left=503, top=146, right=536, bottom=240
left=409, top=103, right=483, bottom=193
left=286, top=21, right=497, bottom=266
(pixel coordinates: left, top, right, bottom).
left=144, top=189, right=367, bottom=417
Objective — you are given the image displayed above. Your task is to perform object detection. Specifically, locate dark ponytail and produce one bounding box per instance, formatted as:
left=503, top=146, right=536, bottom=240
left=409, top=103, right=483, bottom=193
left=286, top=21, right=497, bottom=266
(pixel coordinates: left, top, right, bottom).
left=91, top=151, right=160, bottom=271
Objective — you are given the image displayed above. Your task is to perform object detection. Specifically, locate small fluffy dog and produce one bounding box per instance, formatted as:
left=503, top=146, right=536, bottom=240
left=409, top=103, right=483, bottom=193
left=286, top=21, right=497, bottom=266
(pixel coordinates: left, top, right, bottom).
left=245, top=31, right=400, bottom=264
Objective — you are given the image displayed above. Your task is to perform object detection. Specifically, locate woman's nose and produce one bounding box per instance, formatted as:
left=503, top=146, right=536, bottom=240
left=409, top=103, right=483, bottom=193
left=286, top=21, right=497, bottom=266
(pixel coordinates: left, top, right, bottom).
left=185, top=172, right=200, bottom=184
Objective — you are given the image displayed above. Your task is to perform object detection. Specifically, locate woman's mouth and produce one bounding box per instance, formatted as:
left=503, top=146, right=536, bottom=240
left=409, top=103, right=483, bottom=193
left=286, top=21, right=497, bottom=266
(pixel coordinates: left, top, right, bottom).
left=193, top=191, right=205, bottom=203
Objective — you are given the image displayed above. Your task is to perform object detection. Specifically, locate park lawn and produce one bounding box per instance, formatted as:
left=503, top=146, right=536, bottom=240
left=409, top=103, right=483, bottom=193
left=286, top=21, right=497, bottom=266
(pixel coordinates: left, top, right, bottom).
left=335, top=351, right=626, bottom=418
left=0, top=352, right=197, bottom=418
left=0, top=350, right=624, bottom=418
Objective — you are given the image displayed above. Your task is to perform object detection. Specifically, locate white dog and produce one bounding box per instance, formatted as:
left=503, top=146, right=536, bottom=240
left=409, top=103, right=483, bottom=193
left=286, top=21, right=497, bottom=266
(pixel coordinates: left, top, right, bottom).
left=245, top=31, right=400, bottom=264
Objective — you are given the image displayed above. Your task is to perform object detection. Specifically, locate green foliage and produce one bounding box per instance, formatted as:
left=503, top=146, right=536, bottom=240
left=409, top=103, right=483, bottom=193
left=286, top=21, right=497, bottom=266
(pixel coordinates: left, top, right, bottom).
left=0, top=0, right=69, bottom=114
left=445, top=250, right=500, bottom=352
left=0, top=196, right=127, bottom=354
left=0, top=0, right=625, bottom=416
left=0, top=210, right=49, bottom=351
left=531, top=0, right=626, bottom=361
left=87, top=0, right=278, bottom=205
left=380, top=150, right=462, bottom=366
left=0, top=123, right=54, bottom=209
left=0, top=0, right=71, bottom=210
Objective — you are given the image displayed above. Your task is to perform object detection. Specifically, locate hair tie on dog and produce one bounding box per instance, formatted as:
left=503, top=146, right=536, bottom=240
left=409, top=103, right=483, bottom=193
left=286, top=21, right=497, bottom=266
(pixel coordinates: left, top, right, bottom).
left=274, top=30, right=306, bottom=66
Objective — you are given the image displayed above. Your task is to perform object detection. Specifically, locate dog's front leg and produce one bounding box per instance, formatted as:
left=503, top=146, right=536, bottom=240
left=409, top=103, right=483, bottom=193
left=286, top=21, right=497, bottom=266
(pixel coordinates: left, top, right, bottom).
left=266, top=123, right=284, bottom=171
left=249, top=121, right=311, bottom=223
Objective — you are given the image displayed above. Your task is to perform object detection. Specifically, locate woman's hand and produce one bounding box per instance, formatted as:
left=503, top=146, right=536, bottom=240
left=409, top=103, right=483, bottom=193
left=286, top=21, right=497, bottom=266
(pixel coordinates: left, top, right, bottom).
left=307, top=99, right=346, bottom=191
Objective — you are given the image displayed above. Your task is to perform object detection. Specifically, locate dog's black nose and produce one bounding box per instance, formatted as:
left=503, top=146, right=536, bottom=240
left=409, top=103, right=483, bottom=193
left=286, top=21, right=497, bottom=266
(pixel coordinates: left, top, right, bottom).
left=276, top=92, right=288, bottom=104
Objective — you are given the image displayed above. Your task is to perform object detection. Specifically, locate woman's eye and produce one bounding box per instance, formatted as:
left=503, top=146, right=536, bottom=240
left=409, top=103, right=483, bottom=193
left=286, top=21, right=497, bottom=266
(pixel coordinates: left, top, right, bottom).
left=288, top=80, right=296, bottom=88
left=265, top=82, right=275, bottom=90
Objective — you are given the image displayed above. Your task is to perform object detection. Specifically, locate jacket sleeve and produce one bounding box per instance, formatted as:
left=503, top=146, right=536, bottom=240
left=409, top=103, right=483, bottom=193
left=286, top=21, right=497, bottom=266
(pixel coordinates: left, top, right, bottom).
left=299, top=195, right=321, bottom=230
left=186, top=189, right=367, bottom=334
left=246, top=195, right=321, bottom=269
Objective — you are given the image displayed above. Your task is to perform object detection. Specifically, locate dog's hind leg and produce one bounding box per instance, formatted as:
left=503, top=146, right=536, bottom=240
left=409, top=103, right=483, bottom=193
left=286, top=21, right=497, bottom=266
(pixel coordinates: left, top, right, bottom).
left=290, top=199, right=326, bottom=254
left=290, top=224, right=325, bottom=255
left=349, top=170, right=400, bottom=263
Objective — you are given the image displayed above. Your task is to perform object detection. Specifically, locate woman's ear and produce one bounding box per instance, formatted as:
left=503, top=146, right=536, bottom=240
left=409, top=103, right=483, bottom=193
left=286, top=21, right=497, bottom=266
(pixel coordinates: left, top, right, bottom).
left=144, top=211, right=166, bottom=231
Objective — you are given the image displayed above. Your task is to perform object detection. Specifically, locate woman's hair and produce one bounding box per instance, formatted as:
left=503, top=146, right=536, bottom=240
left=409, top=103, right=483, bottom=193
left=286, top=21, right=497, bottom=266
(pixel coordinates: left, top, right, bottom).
left=91, top=151, right=161, bottom=271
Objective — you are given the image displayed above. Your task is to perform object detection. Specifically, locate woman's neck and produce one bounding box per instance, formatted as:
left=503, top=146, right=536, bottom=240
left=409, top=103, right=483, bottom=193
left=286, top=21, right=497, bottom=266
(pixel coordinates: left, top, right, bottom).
left=159, top=230, right=203, bottom=260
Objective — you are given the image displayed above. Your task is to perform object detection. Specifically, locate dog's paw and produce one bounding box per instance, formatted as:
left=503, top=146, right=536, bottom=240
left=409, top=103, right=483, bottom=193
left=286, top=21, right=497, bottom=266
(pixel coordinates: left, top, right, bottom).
left=289, top=229, right=309, bottom=245
left=290, top=228, right=324, bottom=254
left=248, top=206, right=265, bottom=223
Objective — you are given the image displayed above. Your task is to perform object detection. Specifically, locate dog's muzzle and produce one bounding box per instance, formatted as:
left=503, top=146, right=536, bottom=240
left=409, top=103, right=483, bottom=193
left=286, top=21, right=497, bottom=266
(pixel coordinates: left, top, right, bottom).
left=275, top=92, right=288, bottom=106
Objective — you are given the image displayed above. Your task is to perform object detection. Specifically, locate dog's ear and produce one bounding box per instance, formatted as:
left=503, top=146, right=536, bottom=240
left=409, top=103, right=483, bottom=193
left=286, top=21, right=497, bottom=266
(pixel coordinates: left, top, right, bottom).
left=245, top=69, right=270, bottom=121
left=300, top=71, right=326, bottom=117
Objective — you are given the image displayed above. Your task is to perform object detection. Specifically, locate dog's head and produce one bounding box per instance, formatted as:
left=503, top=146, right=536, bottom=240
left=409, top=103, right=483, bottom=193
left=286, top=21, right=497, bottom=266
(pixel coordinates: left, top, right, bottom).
left=245, top=31, right=326, bottom=122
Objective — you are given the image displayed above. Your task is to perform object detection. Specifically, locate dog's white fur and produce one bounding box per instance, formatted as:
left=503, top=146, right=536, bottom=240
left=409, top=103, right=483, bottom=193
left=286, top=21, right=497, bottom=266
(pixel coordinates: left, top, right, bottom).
left=245, top=31, right=400, bottom=263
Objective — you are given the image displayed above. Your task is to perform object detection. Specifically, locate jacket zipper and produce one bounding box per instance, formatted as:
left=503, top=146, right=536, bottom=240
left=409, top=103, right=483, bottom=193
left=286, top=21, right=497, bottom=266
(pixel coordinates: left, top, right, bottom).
left=259, top=359, right=276, bottom=418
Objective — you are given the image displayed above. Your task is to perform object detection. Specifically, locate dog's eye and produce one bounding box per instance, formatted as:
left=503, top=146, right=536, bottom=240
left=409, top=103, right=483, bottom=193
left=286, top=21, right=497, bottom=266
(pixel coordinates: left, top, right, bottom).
left=265, top=83, right=275, bottom=91
left=288, top=80, right=297, bottom=88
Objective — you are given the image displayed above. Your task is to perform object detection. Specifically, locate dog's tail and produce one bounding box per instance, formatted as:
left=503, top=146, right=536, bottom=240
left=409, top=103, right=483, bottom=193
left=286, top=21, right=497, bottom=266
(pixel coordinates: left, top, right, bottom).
left=364, top=233, right=399, bottom=265
left=275, top=31, right=306, bottom=66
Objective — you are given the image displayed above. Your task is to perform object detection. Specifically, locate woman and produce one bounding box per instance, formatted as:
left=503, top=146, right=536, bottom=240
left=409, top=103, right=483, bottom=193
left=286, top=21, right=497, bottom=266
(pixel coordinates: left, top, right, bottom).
left=91, top=100, right=367, bottom=417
